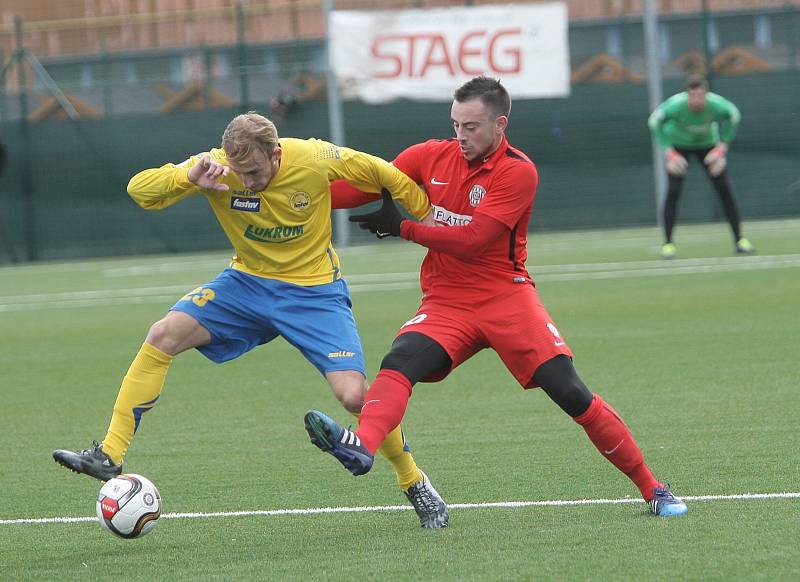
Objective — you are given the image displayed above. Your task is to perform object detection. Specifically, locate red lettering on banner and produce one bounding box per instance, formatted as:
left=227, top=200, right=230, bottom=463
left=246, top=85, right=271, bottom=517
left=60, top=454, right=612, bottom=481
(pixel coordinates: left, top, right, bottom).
left=371, top=34, right=405, bottom=78
left=458, top=31, right=485, bottom=75
left=371, top=28, right=523, bottom=79
left=419, top=36, right=456, bottom=77
left=488, top=28, right=522, bottom=73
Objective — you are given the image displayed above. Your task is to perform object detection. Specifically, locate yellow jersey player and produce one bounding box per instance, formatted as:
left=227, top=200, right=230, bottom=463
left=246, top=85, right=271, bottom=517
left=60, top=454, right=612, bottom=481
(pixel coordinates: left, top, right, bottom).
left=53, top=112, right=449, bottom=528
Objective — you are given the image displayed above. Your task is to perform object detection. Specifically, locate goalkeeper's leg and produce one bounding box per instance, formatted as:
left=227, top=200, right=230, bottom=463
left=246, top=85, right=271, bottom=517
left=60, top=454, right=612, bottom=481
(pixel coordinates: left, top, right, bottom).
left=663, top=174, right=684, bottom=244
left=707, top=171, right=743, bottom=243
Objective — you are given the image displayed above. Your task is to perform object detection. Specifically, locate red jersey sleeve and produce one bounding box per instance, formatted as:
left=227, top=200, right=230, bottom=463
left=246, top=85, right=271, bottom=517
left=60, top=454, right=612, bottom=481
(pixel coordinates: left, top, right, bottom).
left=330, top=180, right=381, bottom=209
left=400, top=212, right=509, bottom=259
left=474, top=161, right=538, bottom=228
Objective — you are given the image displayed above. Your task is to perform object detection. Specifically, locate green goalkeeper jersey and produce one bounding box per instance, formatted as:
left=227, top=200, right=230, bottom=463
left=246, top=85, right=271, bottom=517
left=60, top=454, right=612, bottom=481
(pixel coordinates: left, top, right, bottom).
left=648, top=91, right=741, bottom=150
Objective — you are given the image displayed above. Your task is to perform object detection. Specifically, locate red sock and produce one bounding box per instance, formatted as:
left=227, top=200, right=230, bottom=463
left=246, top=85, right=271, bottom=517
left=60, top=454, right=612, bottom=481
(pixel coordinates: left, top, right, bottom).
left=356, top=369, right=413, bottom=453
left=574, top=394, right=662, bottom=500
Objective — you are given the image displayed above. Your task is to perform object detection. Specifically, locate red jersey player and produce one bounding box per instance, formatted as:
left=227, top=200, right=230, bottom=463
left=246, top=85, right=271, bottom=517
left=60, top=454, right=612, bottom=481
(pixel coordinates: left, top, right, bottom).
left=308, top=76, right=687, bottom=519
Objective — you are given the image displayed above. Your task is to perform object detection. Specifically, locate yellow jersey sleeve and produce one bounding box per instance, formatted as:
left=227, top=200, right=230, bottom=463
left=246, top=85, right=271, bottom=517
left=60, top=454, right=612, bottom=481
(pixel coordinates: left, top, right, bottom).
left=125, top=141, right=427, bottom=286
left=127, top=153, right=213, bottom=209
left=319, top=143, right=431, bottom=220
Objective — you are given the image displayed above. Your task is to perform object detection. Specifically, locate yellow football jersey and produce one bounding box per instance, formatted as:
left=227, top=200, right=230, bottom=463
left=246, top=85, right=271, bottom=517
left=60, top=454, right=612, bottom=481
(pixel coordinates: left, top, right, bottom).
left=127, top=138, right=431, bottom=285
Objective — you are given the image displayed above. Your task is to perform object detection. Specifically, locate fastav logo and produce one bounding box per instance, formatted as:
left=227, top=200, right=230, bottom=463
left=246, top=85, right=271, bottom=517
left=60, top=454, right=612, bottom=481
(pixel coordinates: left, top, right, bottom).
left=231, top=197, right=261, bottom=212
left=371, top=28, right=522, bottom=79
left=468, top=185, right=486, bottom=207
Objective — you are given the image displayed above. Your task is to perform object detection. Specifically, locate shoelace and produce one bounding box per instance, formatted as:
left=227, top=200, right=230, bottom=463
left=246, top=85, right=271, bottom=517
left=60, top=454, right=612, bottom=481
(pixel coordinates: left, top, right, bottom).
left=83, top=441, right=115, bottom=466
left=81, top=440, right=103, bottom=455
left=408, top=483, right=440, bottom=514
left=653, top=485, right=680, bottom=506
left=655, top=484, right=674, bottom=498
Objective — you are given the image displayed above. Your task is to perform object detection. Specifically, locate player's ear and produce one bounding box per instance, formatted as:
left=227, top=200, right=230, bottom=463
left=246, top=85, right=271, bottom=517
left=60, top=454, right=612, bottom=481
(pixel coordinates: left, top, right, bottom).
left=496, top=115, right=508, bottom=133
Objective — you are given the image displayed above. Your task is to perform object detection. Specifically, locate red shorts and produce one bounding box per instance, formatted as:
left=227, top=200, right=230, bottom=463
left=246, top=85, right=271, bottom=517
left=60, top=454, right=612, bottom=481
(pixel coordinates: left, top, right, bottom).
left=396, top=284, right=573, bottom=388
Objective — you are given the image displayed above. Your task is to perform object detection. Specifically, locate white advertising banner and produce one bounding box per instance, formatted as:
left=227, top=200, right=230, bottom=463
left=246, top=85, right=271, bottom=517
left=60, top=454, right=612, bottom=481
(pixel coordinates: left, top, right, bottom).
left=330, top=3, right=570, bottom=103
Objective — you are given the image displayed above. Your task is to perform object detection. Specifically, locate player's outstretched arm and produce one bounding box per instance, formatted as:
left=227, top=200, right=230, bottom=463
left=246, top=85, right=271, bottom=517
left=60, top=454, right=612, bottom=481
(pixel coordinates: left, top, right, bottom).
left=333, top=180, right=437, bottom=228
left=128, top=152, right=226, bottom=210
left=330, top=180, right=382, bottom=209
left=401, top=212, right=509, bottom=259
left=327, top=147, right=431, bottom=221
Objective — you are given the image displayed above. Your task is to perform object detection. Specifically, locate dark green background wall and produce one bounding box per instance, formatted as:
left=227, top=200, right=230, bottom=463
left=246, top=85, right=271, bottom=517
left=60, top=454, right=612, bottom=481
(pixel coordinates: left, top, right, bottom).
left=1, top=71, right=798, bottom=263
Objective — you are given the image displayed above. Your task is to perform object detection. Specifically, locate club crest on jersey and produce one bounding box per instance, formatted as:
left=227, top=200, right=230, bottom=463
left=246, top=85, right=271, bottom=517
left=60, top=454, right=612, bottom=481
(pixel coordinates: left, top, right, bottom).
left=290, top=192, right=311, bottom=211
left=468, top=184, right=486, bottom=207
left=231, top=196, right=260, bottom=212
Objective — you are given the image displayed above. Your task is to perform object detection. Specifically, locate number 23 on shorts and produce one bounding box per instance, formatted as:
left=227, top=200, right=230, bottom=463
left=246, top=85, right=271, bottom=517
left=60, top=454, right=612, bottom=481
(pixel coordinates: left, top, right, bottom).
left=180, top=286, right=217, bottom=307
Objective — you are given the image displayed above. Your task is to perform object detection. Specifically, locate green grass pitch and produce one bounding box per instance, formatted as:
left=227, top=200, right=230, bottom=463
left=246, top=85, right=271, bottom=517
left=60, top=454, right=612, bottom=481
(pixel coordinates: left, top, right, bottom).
left=1, top=219, right=799, bottom=580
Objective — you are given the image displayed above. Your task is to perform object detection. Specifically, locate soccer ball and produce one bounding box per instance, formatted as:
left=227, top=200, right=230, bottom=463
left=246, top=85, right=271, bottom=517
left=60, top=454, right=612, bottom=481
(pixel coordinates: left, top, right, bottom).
left=97, top=474, right=162, bottom=539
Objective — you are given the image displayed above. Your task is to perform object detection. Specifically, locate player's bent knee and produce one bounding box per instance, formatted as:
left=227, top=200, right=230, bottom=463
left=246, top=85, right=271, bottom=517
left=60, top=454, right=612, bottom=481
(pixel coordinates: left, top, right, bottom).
left=145, top=311, right=207, bottom=355
left=340, top=392, right=365, bottom=414
left=326, top=371, right=367, bottom=413
left=379, top=332, right=451, bottom=386
left=534, top=355, right=594, bottom=417
left=380, top=350, right=413, bottom=374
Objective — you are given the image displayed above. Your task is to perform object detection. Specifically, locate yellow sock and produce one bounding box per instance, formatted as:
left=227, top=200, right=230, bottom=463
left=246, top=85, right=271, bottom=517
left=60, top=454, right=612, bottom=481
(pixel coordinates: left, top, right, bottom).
left=350, top=412, right=423, bottom=491
left=102, top=342, right=173, bottom=464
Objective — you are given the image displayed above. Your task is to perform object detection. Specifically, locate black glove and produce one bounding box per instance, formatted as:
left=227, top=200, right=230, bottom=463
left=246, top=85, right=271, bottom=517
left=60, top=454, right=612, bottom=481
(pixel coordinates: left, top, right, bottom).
left=348, top=189, right=404, bottom=239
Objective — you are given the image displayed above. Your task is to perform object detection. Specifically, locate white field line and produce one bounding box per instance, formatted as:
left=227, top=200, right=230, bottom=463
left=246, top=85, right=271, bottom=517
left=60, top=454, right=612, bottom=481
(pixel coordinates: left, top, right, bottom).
left=1, top=254, right=799, bottom=313
left=1, top=218, right=797, bottom=277
left=2, top=492, right=798, bottom=526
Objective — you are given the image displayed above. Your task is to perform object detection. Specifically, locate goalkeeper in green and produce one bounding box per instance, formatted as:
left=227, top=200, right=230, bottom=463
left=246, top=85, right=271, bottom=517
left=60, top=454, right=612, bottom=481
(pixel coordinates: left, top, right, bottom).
left=648, top=75, right=754, bottom=259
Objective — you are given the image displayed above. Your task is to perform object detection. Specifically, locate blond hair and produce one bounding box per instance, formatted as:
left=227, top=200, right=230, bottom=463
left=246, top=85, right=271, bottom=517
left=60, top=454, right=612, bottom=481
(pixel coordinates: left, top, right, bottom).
left=222, top=112, right=279, bottom=164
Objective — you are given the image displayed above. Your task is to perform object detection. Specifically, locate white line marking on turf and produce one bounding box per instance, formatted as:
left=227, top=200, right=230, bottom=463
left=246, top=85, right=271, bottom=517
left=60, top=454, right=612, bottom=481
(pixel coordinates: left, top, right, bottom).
left=2, top=492, right=798, bottom=525
left=1, top=254, right=799, bottom=312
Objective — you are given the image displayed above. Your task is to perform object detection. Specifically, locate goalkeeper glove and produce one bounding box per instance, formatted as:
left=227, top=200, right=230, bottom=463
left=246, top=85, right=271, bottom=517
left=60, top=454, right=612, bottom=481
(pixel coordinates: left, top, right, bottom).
left=349, top=189, right=404, bottom=239
left=665, top=148, right=688, bottom=176
left=704, top=143, right=728, bottom=177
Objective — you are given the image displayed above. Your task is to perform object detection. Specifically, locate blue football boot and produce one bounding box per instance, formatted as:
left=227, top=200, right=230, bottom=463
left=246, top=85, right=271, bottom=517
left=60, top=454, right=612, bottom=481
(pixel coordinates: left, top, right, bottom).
left=304, top=410, right=374, bottom=476
left=649, top=484, right=688, bottom=517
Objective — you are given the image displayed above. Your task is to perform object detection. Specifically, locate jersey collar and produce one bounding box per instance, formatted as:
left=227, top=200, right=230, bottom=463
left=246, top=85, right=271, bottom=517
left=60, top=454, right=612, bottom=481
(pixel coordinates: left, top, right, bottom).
left=468, top=134, right=509, bottom=170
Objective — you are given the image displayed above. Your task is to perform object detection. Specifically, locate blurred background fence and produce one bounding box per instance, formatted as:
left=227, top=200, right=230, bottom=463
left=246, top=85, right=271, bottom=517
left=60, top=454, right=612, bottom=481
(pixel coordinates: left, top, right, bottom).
left=1, top=0, right=798, bottom=262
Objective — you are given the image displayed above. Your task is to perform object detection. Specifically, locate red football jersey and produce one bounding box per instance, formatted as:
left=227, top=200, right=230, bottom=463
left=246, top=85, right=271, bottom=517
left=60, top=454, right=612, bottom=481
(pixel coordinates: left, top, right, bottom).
left=394, top=135, right=538, bottom=299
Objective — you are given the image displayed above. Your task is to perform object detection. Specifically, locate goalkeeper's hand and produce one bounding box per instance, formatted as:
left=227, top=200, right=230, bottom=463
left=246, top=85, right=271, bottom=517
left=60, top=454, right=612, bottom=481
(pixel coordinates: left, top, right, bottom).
left=665, top=148, right=688, bottom=176
left=704, top=143, right=728, bottom=177
left=349, top=189, right=404, bottom=239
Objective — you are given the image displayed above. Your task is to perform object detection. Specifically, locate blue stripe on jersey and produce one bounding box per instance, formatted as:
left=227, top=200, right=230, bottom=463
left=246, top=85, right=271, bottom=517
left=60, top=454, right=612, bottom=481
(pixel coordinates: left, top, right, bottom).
left=327, top=247, right=340, bottom=282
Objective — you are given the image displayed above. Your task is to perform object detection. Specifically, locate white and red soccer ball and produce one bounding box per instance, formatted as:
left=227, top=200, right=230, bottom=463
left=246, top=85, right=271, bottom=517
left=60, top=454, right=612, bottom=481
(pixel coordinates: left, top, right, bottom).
left=97, top=474, right=161, bottom=539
